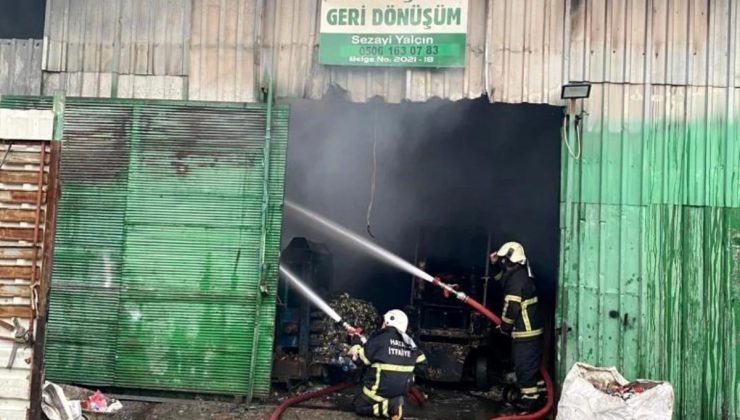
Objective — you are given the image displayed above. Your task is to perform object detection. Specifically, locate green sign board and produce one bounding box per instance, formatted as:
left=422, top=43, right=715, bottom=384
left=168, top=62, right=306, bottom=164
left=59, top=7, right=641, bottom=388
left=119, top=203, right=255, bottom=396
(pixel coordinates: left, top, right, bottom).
left=319, top=0, right=468, bottom=68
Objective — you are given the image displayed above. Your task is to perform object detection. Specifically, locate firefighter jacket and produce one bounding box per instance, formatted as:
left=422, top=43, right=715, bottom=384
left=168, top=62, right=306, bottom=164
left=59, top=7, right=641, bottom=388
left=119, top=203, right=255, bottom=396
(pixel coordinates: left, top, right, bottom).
left=500, top=264, right=543, bottom=340
left=355, top=327, right=427, bottom=400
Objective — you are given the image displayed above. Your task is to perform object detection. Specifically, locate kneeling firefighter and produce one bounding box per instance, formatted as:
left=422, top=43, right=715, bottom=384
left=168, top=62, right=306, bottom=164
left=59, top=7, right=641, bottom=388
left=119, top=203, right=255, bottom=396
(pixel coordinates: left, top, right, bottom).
left=490, top=242, right=546, bottom=412
left=349, top=309, right=427, bottom=419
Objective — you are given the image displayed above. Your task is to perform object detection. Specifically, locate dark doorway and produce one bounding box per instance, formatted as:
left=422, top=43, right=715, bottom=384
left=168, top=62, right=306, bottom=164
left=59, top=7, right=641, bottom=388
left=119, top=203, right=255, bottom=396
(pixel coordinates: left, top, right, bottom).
left=281, top=97, right=562, bottom=313
left=0, top=0, right=46, bottom=39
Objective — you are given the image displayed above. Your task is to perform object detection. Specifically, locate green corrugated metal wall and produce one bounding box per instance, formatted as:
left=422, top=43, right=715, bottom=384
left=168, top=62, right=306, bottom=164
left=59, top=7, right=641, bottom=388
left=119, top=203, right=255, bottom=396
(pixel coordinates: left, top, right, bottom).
left=557, top=85, right=740, bottom=419
left=0, top=95, right=289, bottom=397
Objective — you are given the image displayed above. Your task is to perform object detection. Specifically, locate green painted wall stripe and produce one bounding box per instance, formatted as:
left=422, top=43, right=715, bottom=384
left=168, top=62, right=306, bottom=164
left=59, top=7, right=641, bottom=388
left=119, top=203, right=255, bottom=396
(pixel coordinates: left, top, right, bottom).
left=557, top=112, right=740, bottom=419
left=558, top=203, right=739, bottom=418
left=561, top=121, right=739, bottom=208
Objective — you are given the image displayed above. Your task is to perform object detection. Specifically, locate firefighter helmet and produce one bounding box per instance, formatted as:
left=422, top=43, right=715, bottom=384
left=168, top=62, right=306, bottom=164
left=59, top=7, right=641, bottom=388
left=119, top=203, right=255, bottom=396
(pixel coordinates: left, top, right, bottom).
left=383, top=309, right=409, bottom=334
left=494, top=242, right=527, bottom=265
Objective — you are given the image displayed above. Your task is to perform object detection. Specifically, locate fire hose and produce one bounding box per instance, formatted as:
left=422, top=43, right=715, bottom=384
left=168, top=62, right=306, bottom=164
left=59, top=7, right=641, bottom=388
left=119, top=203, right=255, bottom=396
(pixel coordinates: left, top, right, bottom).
left=272, top=266, right=426, bottom=420
left=268, top=381, right=426, bottom=420
left=273, top=265, right=551, bottom=419
left=431, top=277, right=554, bottom=420
left=268, top=381, right=355, bottom=420
left=280, top=202, right=554, bottom=419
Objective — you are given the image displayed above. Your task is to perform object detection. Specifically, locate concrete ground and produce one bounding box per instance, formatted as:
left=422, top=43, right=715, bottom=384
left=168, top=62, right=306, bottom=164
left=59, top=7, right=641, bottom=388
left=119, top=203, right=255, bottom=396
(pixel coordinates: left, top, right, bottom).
left=100, top=401, right=354, bottom=420
left=91, top=384, right=507, bottom=420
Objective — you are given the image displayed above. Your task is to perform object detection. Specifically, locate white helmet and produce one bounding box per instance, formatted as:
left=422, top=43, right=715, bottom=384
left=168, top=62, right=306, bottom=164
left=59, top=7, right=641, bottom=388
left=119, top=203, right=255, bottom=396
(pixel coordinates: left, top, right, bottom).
left=494, top=242, right=527, bottom=265
left=383, top=309, right=409, bottom=334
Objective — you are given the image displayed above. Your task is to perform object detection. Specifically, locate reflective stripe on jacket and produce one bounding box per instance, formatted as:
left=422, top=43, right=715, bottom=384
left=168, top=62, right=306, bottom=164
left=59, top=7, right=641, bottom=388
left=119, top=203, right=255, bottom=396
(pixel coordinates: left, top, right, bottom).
left=358, top=327, right=427, bottom=399
left=500, top=265, right=543, bottom=339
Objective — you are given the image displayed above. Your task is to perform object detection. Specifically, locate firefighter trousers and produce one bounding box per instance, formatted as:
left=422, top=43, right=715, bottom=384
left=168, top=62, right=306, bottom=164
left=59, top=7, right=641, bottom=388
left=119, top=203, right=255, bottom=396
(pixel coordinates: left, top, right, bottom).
left=354, top=388, right=404, bottom=419
left=512, top=336, right=545, bottom=410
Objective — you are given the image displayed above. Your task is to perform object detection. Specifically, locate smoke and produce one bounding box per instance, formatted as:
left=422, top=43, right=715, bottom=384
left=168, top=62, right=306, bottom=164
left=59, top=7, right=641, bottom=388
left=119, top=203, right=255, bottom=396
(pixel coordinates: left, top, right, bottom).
left=281, top=96, right=562, bottom=312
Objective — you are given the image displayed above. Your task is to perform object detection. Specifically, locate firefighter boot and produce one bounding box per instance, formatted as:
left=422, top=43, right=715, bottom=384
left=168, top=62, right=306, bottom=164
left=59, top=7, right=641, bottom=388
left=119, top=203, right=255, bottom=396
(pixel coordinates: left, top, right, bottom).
left=514, top=390, right=545, bottom=412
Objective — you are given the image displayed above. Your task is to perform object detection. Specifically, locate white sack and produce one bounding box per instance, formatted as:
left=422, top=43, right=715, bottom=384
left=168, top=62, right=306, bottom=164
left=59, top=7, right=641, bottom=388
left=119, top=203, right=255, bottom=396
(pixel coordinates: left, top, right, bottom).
left=556, top=363, right=673, bottom=420
left=41, top=381, right=83, bottom=420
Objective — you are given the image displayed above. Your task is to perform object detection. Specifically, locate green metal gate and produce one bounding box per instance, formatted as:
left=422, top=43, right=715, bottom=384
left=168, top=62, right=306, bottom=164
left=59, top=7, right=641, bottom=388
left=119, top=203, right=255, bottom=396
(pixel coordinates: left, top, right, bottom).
left=0, top=94, right=289, bottom=398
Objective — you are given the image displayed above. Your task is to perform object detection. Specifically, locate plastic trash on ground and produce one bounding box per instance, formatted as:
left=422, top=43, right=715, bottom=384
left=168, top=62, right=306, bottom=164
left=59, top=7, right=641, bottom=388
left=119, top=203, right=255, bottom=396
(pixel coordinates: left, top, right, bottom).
left=81, top=390, right=123, bottom=414
left=556, top=363, right=673, bottom=420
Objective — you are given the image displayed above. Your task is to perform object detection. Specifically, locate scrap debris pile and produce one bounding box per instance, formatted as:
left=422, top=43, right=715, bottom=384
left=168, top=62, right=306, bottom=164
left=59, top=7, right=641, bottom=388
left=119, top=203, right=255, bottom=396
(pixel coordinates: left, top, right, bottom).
left=584, top=369, right=658, bottom=401
left=602, top=381, right=653, bottom=401
left=310, top=293, right=380, bottom=365
left=422, top=342, right=467, bottom=381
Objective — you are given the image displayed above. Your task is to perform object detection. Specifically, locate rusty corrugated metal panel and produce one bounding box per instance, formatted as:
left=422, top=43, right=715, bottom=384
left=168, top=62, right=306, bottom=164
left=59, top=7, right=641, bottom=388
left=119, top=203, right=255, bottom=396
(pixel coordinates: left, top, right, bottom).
left=40, top=0, right=191, bottom=100
left=189, top=0, right=492, bottom=102
left=736, top=0, right=740, bottom=87
left=557, top=80, right=739, bottom=418
left=558, top=204, right=740, bottom=419
left=42, top=72, right=188, bottom=99
left=185, top=0, right=739, bottom=104
left=0, top=39, right=43, bottom=96
left=0, top=140, right=50, bottom=420
left=32, top=1, right=740, bottom=416
left=40, top=0, right=739, bottom=103
left=43, top=0, right=191, bottom=76
left=1, top=95, right=289, bottom=399
left=567, top=0, right=736, bottom=88
left=486, top=0, right=566, bottom=104
left=542, top=2, right=738, bottom=418
left=561, top=84, right=739, bottom=208
left=189, top=0, right=261, bottom=102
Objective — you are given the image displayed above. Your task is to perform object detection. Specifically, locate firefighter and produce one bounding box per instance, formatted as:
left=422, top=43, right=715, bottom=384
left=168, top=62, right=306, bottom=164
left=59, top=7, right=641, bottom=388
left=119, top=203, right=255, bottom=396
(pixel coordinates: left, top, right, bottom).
left=490, top=242, right=546, bottom=412
left=348, top=309, right=426, bottom=419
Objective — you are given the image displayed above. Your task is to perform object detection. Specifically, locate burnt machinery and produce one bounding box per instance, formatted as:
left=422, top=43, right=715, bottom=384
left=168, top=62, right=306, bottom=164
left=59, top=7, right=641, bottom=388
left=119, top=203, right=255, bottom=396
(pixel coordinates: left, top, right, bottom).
left=409, top=227, right=507, bottom=389
left=273, top=237, right=333, bottom=384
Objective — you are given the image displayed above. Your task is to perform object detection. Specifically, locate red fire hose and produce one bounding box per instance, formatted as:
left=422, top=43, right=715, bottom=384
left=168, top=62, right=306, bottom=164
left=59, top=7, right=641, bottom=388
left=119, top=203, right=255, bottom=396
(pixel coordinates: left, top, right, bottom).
left=268, top=381, right=354, bottom=420
left=449, top=282, right=554, bottom=420
left=431, top=278, right=554, bottom=418
left=269, top=382, right=426, bottom=419
left=407, top=386, right=426, bottom=406
left=269, top=281, right=553, bottom=420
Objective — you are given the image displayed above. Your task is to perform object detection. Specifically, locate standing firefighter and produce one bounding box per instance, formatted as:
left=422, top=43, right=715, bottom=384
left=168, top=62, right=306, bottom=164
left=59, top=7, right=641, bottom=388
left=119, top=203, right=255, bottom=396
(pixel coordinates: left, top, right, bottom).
left=490, top=242, right=546, bottom=412
left=349, top=309, right=426, bottom=419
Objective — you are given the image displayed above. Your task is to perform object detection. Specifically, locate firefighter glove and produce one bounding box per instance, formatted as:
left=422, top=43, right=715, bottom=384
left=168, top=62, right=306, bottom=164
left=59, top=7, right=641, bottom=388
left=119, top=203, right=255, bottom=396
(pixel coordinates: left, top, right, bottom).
left=348, top=344, right=362, bottom=361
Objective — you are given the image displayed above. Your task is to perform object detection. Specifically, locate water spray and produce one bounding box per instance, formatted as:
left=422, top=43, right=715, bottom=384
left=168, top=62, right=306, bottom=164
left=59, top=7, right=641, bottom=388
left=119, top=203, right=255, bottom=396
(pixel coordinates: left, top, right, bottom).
left=285, top=200, right=431, bottom=280
left=284, top=199, right=501, bottom=324
left=283, top=200, right=553, bottom=420
left=279, top=265, right=366, bottom=343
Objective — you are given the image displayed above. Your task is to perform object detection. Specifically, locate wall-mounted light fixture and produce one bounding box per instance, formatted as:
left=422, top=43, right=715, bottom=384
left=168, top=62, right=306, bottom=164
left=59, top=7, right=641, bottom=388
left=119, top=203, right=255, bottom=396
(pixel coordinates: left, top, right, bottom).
left=561, top=82, right=591, bottom=160
left=561, top=83, right=591, bottom=100
left=561, top=82, right=591, bottom=118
